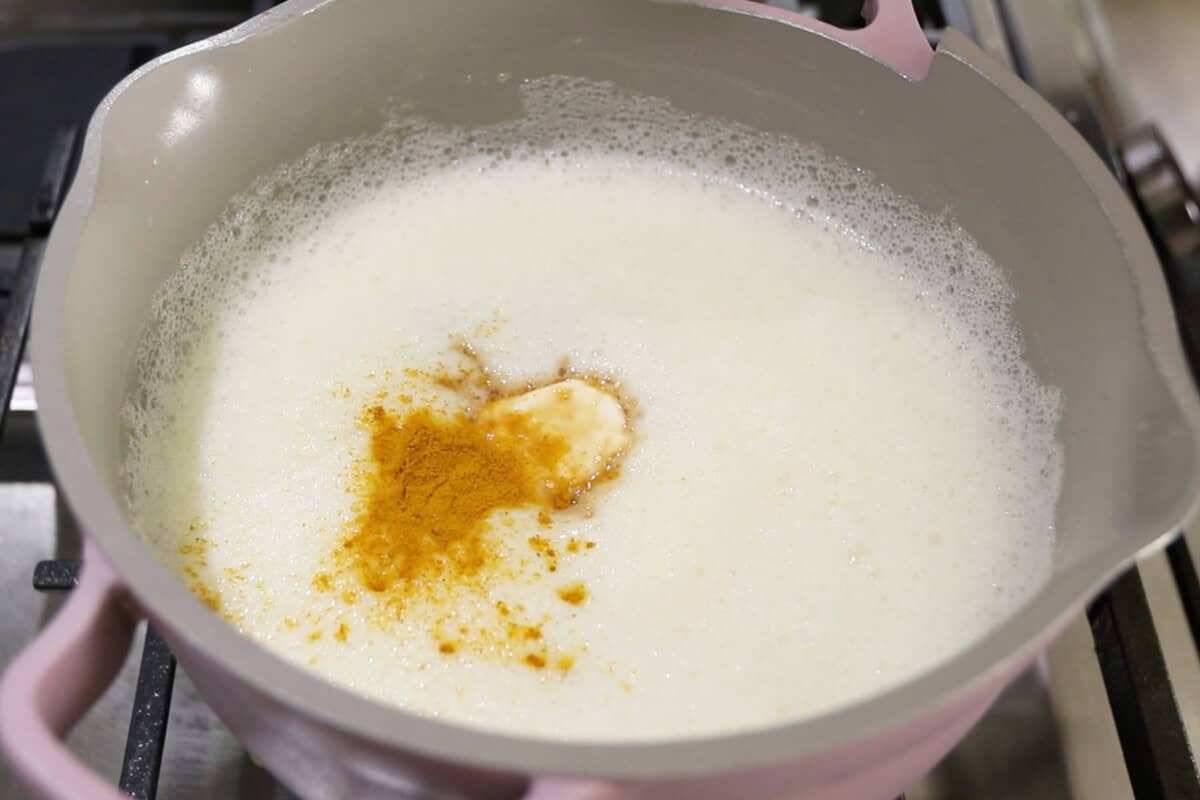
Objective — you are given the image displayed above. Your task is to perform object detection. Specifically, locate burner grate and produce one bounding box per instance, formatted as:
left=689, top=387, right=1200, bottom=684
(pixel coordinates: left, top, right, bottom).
left=32, top=561, right=177, bottom=800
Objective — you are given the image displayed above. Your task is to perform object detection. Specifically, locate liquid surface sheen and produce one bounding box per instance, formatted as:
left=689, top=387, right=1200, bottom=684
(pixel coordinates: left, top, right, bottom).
left=125, top=86, right=1060, bottom=740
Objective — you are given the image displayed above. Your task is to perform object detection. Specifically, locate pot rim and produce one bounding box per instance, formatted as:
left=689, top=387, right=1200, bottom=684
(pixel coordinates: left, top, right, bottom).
left=29, top=0, right=1200, bottom=779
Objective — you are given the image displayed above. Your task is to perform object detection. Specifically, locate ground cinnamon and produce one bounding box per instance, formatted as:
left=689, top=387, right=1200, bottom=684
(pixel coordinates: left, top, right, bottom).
left=339, top=404, right=556, bottom=601
left=320, top=356, right=631, bottom=672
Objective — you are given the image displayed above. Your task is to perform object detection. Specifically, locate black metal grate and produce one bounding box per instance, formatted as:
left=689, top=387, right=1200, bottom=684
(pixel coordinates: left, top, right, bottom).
left=32, top=562, right=177, bottom=800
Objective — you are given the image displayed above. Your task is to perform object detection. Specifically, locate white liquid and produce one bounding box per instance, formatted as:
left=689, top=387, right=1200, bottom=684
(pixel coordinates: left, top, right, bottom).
left=125, top=88, right=1060, bottom=741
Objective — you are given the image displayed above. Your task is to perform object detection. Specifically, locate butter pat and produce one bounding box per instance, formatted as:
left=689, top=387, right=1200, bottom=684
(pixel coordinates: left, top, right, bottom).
left=480, top=379, right=632, bottom=495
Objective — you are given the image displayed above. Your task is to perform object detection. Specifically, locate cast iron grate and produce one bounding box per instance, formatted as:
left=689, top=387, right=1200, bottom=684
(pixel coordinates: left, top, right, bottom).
left=32, top=562, right=176, bottom=800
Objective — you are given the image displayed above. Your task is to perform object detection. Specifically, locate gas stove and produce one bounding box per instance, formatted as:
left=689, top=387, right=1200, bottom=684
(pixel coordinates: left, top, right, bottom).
left=1, top=2, right=1198, bottom=799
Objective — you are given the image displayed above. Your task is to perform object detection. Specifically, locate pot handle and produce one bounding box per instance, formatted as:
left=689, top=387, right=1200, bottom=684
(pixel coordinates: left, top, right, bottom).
left=0, top=541, right=139, bottom=800
left=717, top=0, right=934, bottom=80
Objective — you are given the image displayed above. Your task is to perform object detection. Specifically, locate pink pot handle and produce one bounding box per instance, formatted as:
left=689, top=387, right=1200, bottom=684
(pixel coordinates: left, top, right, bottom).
left=716, top=0, right=934, bottom=80
left=0, top=541, right=138, bottom=800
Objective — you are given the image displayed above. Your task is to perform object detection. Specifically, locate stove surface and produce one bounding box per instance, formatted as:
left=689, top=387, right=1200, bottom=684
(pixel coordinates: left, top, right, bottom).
left=1, top=3, right=1198, bottom=799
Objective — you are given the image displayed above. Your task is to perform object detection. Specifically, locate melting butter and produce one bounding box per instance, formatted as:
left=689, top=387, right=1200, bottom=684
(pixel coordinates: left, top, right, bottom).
left=480, top=379, right=632, bottom=494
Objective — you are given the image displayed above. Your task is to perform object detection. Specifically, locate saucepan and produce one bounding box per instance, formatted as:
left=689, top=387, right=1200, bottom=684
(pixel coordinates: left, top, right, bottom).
left=3, top=1, right=1199, bottom=798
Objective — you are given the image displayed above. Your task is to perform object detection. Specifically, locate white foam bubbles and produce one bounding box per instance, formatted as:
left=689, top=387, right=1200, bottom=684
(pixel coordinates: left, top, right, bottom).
left=122, top=75, right=1061, bottom=739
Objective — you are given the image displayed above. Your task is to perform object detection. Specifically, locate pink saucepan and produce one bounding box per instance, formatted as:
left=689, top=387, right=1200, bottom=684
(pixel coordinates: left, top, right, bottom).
left=2, top=1, right=1199, bottom=798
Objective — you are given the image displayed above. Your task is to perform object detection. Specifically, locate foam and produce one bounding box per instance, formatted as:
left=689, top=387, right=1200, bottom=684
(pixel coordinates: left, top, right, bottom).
left=122, top=76, right=1061, bottom=740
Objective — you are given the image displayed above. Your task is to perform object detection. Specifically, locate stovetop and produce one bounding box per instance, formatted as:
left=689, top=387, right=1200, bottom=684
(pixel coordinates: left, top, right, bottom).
left=2, top=2, right=1199, bottom=799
